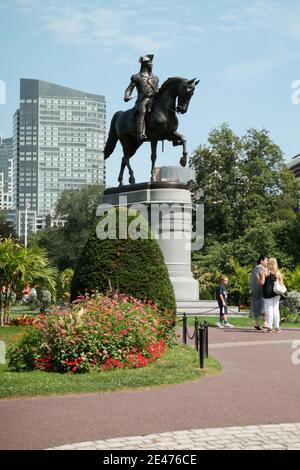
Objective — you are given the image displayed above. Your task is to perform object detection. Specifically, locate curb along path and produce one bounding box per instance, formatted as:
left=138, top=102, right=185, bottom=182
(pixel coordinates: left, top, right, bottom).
left=48, top=423, right=300, bottom=450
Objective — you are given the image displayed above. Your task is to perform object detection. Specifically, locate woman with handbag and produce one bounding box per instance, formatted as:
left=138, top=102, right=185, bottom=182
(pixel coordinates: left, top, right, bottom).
left=259, top=258, right=285, bottom=332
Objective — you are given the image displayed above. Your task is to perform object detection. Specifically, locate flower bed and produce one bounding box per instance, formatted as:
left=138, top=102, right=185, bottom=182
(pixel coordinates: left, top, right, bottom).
left=11, top=314, right=37, bottom=326
left=8, top=294, right=175, bottom=373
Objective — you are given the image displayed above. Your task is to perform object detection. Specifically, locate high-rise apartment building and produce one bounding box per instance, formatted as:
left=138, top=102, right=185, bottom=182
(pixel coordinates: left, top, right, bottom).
left=13, top=79, right=106, bottom=234
left=288, top=154, right=300, bottom=180
left=0, top=137, right=13, bottom=210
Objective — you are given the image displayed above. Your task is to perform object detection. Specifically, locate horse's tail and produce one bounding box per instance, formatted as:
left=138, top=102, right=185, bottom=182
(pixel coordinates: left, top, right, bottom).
left=104, top=111, right=122, bottom=160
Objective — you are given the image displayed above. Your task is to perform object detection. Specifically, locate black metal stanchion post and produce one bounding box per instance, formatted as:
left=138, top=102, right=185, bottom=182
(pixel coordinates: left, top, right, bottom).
left=194, top=317, right=199, bottom=351
left=199, top=324, right=204, bottom=369
left=204, top=320, right=208, bottom=358
left=183, top=313, right=187, bottom=345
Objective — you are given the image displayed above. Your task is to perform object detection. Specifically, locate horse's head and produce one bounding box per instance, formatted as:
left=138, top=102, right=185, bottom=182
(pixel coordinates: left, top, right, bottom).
left=176, top=78, right=199, bottom=114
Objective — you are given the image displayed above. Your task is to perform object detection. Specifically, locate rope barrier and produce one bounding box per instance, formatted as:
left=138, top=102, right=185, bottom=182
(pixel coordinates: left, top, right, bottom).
left=186, top=329, right=195, bottom=340
left=177, top=306, right=242, bottom=316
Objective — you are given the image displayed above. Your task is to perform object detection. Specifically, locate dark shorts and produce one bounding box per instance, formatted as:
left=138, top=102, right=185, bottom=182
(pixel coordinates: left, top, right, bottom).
left=218, top=302, right=228, bottom=319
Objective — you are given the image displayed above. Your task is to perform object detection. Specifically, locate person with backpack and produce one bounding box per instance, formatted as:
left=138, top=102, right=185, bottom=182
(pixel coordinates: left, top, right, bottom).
left=259, top=258, right=284, bottom=332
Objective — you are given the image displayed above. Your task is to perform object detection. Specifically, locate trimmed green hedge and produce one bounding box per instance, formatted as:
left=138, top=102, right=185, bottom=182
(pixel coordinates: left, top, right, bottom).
left=71, top=208, right=176, bottom=318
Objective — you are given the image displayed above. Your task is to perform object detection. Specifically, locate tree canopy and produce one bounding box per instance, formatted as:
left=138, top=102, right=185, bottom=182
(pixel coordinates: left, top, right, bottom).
left=191, top=124, right=299, bottom=242
left=30, top=184, right=104, bottom=270
left=190, top=124, right=300, bottom=272
left=0, top=211, right=17, bottom=239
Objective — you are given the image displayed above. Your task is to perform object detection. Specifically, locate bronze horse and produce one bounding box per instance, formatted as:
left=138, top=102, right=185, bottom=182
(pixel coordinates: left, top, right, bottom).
left=104, top=77, right=199, bottom=186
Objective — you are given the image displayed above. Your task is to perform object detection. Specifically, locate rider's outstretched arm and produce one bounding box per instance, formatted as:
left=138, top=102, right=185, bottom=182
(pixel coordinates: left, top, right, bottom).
left=124, top=75, right=136, bottom=102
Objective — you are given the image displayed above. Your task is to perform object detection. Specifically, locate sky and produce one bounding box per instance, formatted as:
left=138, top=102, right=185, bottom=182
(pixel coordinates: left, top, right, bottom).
left=0, top=0, right=300, bottom=187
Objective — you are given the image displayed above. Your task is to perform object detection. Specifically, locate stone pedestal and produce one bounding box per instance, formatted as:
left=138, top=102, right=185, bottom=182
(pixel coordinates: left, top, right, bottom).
left=101, top=182, right=199, bottom=303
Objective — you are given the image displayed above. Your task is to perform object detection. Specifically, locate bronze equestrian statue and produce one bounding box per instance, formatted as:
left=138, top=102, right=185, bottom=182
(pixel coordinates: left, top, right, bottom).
left=104, top=55, right=199, bottom=186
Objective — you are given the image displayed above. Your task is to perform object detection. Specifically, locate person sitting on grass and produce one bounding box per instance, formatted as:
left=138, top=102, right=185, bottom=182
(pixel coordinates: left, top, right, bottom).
left=215, top=275, right=234, bottom=328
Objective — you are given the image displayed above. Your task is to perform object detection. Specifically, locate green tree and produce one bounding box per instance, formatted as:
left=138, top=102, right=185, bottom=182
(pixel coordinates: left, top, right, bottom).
left=279, top=213, right=300, bottom=266
left=191, top=124, right=244, bottom=241
left=30, top=184, right=104, bottom=270
left=191, top=124, right=299, bottom=242
left=55, top=184, right=103, bottom=228
left=0, top=211, right=17, bottom=239
left=190, top=124, right=300, bottom=278
left=282, top=265, right=300, bottom=291
left=239, top=128, right=298, bottom=230
left=229, top=257, right=251, bottom=306
left=0, top=239, right=57, bottom=326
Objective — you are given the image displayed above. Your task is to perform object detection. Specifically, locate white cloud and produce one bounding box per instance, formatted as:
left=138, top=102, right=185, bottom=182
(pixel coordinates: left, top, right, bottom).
left=289, top=16, right=300, bottom=40
left=227, top=49, right=300, bottom=79
left=46, top=14, right=87, bottom=44
left=11, top=0, right=40, bottom=14
left=226, top=60, right=274, bottom=79
left=10, top=0, right=300, bottom=58
left=42, top=5, right=169, bottom=52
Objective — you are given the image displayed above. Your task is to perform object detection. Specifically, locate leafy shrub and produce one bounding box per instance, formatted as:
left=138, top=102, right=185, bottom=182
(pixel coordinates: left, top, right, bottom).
left=8, top=327, right=46, bottom=371
left=8, top=294, right=175, bottom=373
left=282, top=266, right=300, bottom=291
left=280, top=290, right=300, bottom=323
left=71, top=208, right=176, bottom=319
left=56, top=268, right=74, bottom=302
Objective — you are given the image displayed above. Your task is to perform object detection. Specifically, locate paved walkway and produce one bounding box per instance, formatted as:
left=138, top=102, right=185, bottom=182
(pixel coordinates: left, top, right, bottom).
left=48, top=423, right=300, bottom=450
left=1, top=328, right=300, bottom=450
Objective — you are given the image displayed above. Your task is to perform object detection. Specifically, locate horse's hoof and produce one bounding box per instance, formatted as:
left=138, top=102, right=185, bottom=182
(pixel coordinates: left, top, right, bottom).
left=118, top=182, right=123, bottom=187
left=180, top=156, right=187, bottom=167
left=129, top=176, right=136, bottom=185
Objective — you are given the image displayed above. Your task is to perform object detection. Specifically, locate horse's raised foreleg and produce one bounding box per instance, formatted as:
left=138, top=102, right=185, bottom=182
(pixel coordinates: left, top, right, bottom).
left=171, top=131, right=187, bottom=167
left=150, top=140, right=158, bottom=182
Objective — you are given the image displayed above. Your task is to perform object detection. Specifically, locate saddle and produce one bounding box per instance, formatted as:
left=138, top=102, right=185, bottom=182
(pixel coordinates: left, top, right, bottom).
left=130, top=100, right=153, bottom=123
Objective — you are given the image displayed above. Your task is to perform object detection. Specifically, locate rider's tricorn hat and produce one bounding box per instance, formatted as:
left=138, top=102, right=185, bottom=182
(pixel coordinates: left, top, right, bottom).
left=139, top=54, right=154, bottom=64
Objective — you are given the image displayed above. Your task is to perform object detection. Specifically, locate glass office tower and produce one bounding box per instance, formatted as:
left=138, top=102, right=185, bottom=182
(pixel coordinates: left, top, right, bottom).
left=13, top=79, right=106, bottom=233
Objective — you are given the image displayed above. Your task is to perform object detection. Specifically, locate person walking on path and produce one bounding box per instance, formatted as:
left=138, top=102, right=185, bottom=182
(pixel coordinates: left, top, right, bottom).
left=259, top=258, right=283, bottom=332
left=250, top=255, right=268, bottom=330
left=215, top=275, right=234, bottom=328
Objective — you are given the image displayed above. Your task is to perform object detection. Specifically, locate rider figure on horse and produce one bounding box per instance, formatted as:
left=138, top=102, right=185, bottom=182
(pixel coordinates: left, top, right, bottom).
left=124, top=54, right=159, bottom=143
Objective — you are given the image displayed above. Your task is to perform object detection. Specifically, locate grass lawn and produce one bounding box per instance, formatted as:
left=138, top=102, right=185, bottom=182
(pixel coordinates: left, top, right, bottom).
left=177, top=315, right=300, bottom=329
left=0, top=326, right=221, bottom=399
